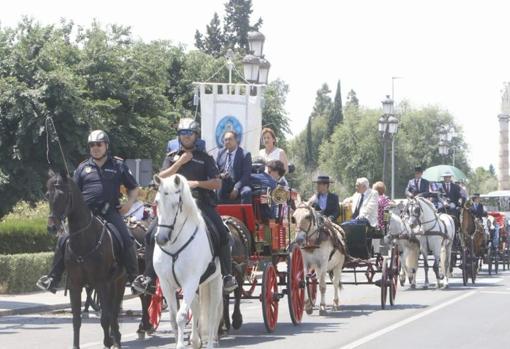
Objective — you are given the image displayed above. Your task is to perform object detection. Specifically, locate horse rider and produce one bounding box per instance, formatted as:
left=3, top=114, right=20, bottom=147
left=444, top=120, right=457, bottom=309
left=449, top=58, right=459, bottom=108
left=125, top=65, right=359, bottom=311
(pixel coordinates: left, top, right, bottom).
left=405, top=165, right=430, bottom=197
left=133, top=118, right=238, bottom=294
left=470, top=193, right=487, bottom=219
left=37, top=130, right=140, bottom=293
left=307, top=175, right=340, bottom=221
left=341, top=177, right=379, bottom=228
left=216, top=130, right=252, bottom=204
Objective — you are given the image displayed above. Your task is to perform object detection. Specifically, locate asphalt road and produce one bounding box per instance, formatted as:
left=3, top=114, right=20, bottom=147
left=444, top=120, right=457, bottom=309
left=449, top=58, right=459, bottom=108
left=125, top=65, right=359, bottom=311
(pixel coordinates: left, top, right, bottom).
left=2, top=262, right=510, bottom=349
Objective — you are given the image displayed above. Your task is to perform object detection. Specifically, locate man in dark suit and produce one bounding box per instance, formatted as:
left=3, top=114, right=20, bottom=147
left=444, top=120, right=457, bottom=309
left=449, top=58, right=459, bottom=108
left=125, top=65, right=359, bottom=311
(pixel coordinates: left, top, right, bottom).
left=441, top=170, right=464, bottom=208
left=216, top=130, right=252, bottom=204
left=308, top=175, right=340, bottom=221
left=470, top=193, right=487, bottom=219
left=405, top=166, right=430, bottom=197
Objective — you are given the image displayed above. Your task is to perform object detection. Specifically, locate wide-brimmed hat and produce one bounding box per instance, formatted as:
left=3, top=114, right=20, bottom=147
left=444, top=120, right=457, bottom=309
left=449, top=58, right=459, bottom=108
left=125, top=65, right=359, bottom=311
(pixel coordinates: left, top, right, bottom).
left=441, top=170, right=454, bottom=177
left=313, top=175, right=334, bottom=184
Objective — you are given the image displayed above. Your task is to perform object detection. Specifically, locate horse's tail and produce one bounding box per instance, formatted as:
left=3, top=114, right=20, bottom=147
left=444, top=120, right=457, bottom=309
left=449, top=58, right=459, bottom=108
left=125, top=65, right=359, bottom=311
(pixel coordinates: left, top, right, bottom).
left=199, top=259, right=223, bottom=344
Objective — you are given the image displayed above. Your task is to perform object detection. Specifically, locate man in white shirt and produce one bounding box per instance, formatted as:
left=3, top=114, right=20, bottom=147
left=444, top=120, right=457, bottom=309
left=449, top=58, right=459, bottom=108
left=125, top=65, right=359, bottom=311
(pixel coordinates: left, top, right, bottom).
left=342, top=177, right=379, bottom=228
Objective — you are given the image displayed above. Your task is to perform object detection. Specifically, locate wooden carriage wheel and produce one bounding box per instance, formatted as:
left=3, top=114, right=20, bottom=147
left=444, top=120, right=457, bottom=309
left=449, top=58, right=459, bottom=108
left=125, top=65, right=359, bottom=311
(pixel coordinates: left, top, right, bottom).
left=261, top=263, right=279, bottom=333
left=389, top=245, right=399, bottom=306
left=380, top=258, right=388, bottom=310
left=287, top=245, right=305, bottom=325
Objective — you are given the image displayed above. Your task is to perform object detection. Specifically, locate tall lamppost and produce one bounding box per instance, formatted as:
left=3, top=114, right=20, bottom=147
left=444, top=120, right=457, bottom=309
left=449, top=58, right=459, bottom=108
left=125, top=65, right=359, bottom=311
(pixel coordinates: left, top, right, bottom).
left=378, top=95, right=399, bottom=198
left=438, top=124, right=456, bottom=165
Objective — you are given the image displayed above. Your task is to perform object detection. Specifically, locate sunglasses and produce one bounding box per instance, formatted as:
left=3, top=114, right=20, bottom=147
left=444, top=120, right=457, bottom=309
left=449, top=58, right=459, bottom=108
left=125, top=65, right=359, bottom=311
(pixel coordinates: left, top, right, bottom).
left=88, top=142, right=104, bottom=148
left=178, top=130, right=194, bottom=136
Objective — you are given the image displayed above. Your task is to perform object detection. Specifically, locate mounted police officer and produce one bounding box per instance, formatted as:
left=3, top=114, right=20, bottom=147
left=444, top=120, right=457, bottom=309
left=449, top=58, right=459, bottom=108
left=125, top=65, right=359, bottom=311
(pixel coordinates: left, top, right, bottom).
left=37, top=130, right=140, bottom=293
left=133, top=118, right=238, bottom=294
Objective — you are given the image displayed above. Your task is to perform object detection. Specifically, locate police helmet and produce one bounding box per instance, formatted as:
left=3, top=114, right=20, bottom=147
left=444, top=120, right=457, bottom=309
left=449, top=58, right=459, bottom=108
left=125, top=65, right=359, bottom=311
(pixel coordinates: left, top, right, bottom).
left=88, top=130, right=109, bottom=144
left=177, top=118, right=200, bottom=135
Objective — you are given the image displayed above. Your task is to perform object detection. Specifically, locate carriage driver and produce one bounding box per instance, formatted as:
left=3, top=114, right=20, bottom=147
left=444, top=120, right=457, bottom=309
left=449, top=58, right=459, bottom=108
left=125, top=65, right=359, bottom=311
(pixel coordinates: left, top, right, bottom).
left=133, top=118, right=238, bottom=294
left=37, top=130, right=140, bottom=293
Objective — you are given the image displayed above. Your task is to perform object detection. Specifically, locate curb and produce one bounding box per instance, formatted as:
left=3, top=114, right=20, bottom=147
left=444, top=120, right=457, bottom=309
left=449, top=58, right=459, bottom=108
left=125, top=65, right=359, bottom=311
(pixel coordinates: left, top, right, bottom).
left=0, top=293, right=139, bottom=317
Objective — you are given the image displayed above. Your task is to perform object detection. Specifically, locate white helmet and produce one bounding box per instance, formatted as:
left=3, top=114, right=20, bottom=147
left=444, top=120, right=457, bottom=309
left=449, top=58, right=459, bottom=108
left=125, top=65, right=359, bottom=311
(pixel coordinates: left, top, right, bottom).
left=88, top=130, right=109, bottom=144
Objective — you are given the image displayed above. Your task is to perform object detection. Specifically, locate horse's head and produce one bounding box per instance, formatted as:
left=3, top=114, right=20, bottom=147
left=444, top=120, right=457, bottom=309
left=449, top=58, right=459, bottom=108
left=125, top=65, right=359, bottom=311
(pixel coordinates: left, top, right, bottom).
left=153, top=174, right=193, bottom=246
left=406, top=198, right=422, bottom=229
left=46, top=169, right=72, bottom=234
left=292, top=203, right=319, bottom=247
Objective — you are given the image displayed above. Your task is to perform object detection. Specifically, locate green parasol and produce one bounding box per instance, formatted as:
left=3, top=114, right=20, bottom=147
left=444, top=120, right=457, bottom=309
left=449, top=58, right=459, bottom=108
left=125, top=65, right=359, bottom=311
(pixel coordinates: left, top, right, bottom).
left=422, top=165, right=467, bottom=182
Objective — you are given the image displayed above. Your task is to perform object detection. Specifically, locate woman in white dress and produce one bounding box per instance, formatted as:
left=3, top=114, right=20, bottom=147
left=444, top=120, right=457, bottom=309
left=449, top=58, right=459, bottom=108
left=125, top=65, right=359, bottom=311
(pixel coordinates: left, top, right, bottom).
left=259, top=127, right=289, bottom=174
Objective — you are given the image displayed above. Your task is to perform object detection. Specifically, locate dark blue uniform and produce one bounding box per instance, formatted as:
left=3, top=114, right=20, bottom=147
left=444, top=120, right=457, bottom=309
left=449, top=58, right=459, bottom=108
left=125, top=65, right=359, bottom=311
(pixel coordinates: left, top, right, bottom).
left=73, top=156, right=138, bottom=247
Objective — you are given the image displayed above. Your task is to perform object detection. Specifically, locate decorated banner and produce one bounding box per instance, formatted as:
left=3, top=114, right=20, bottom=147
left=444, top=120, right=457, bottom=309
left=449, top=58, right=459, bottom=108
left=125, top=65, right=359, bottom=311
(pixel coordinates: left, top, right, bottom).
left=198, top=83, right=263, bottom=157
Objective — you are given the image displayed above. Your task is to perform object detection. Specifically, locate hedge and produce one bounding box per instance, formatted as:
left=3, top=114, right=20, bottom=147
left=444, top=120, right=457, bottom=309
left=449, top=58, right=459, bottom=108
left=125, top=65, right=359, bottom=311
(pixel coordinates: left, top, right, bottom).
left=0, top=252, right=53, bottom=294
left=0, top=219, right=56, bottom=254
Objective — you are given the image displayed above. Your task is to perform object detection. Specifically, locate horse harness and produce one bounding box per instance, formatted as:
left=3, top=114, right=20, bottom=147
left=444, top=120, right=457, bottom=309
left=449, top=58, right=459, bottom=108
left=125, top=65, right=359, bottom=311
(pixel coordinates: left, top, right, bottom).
left=156, top=189, right=214, bottom=289
left=410, top=198, right=451, bottom=240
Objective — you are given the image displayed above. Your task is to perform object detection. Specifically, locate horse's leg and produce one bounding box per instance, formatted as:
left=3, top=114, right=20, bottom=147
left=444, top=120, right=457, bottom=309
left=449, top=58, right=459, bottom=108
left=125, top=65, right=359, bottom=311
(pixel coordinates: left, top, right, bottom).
left=222, top=293, right=230, bottom=333
left=137, top=294, right=151, bottom=339
left=304, top=260, right=313, bottom=315
left=399, top=244, right=408, bottom=286
left=318, top=267, right=327, bottom=316
left=70, top=286, right=82, bottom=349
left=158, top=278, right=178, bottom=338
left=332, top=259, right=343, bottom=311
left=422, top=245, right=429, bottom=289
left=231, top=271, right=243, bottom=330
left=209, top=273, right=224, bottom=348
left=110, top=277, right=126, bottom=348
left=97, top=285, right=113, bottom=349
left=189, top=295, right=200, bottom=349
left=431, top=238, right=442, bottom=288
left=178, top=281, right=199, bottom=349
left=441, top=239, right=451, bottom=288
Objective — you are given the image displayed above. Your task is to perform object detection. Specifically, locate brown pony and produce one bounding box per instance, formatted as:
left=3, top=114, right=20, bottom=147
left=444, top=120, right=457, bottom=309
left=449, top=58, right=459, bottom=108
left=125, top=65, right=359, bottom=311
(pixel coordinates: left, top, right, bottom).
left=460, top=203, right=486, bottom=258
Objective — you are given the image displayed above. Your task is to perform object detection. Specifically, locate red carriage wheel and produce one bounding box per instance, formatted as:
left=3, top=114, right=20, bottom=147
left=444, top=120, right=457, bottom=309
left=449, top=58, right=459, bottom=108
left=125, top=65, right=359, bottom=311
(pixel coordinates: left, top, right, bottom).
left=287, top=245, right=305, bottom=325
left=148, top=279, right=164, bottom=330
left=380, top=258, right=388, bottom=310
left=261, top=263, right=279, bottom=333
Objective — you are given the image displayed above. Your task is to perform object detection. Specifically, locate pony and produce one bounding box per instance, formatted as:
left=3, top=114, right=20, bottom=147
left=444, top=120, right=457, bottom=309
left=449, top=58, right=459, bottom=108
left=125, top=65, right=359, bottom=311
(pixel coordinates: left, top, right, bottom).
left=152, top=174, right=223, bottom=349
left=406, top=196, right=455, bottom=289
left=460, top=202, right=487, bottom=259
left=292, top=202, right=346, bottom=315
left=46, top=169, right=126, bottom=349
left=383, top=209, right=421, bottom=289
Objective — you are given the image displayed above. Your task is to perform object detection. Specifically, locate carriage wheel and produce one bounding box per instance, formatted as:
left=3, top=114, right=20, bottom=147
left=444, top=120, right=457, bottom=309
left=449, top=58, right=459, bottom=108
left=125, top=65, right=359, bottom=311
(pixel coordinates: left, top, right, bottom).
left=461, top=248, right=468, bottom=286
left=389, top=247, right=399, bottom=306
left=148, top=279, right=164, bottom=330
left=261, top=263, right=279, bottom=333
left=306, top=270, right=318, bottom=310
left=380, top=258, right=388, bottom=310
left=287, top=245, right=305, bottom=325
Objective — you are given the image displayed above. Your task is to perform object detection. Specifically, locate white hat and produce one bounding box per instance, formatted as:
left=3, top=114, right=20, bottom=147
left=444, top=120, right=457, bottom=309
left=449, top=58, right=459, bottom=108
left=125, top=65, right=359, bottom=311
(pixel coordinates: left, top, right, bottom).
left=441, top=170, right=454, bottom=177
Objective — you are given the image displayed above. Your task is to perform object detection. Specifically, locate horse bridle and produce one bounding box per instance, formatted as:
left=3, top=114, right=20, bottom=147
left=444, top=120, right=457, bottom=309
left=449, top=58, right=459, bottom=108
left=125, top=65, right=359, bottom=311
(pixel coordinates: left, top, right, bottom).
left=296, top=204, right=325, bottom=246
left=47, top=180, right=74, bottom=232
left=156, top=189, right=185, bottom=244
left=408, top=197, right=447, bottom=236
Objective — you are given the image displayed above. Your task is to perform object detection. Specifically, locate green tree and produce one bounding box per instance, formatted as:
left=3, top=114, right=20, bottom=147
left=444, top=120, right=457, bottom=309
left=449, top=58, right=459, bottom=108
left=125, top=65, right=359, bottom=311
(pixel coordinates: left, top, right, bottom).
left=194, top=13, right=225, bottom=57
left=468, top=166, right=498, bottom=194
left=346, top=89, right=359, bottom=109
left=305, top=116, right=313, bottom=168
left=311, top=83, right=332, bottom=118
left=262, top=78, right=290, bottom=146
left=327, top=80, right=343, bottom=138
left=223, top=0, right=262, bottom=51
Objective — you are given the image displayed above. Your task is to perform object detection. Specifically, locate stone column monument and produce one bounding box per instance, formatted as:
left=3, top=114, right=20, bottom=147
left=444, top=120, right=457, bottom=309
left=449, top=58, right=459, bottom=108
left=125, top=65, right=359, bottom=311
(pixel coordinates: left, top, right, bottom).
left=498, top=82, right=510, bottom=190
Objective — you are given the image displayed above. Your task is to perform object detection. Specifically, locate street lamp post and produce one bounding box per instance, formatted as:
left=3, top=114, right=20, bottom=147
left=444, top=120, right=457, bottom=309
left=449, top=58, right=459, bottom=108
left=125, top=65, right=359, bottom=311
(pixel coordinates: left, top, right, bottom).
left=438, top=124, right=456, bottom=165
left=378, top=95, right=399, bottom=199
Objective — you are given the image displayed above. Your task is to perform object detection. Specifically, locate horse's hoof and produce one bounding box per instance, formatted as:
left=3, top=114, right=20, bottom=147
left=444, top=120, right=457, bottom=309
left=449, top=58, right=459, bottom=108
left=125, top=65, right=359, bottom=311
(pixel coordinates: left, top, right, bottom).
left=319, top=309, right=327, bottom=316
left=137, top=331, right=145, bottom=340
left=232, top=315, right=243, bottom=330
left=410, top=284, right=416, bottom=290
left=305, top=304, right=313, bottom=315
left=333, top=305, right=341, bottom=311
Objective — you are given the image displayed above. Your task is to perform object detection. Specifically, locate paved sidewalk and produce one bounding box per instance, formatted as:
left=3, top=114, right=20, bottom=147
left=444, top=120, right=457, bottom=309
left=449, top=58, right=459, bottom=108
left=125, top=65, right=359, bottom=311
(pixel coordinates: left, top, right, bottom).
left=0, top=288, right=137, bottom=316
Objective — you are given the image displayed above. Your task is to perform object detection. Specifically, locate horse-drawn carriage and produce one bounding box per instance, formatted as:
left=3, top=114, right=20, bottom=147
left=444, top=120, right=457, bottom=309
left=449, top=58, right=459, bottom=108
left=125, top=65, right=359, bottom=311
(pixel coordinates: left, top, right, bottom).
left=485, top=211, right=510, bottom=274
left=216, top=182, right=305, bottom=333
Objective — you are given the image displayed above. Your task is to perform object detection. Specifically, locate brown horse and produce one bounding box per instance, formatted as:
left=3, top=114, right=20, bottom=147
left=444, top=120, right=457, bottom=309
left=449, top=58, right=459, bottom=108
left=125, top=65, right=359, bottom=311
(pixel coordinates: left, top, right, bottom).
left=460, top=204, right=486, bottom=258
left=46, top=170, right=126, bottom=349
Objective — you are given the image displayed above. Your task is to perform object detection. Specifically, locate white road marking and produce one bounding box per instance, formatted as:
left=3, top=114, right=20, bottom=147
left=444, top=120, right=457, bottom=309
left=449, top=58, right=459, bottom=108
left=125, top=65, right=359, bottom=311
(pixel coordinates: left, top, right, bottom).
left=338, top=291, right=477, bottom=349
left=480, top=291, right=510, bottom=295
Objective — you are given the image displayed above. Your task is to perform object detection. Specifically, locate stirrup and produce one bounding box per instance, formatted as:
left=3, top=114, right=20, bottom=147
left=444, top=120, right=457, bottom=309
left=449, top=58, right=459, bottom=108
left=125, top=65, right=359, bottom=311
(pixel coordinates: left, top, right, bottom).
left=223, top=275, right=238, bottom=294
left=36, top=275, right=57, bottom=294
left=132, top=275, right=155, bottom=295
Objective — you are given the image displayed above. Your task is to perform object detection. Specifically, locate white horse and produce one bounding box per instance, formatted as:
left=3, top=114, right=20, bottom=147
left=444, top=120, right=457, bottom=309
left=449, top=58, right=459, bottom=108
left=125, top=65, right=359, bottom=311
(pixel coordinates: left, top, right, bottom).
left=153, top=174, right=223, bottom=349
left=406, top=197, right=455, bottom=289
left=292, top=203, right=346, bottom=315
left=383, top=210, right=421, bottom=289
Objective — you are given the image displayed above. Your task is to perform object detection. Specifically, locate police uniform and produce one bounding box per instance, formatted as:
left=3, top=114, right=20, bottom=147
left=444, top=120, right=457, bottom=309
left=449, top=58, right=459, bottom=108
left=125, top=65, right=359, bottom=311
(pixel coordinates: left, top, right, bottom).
left=74, top=155, right=138, bottom=248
